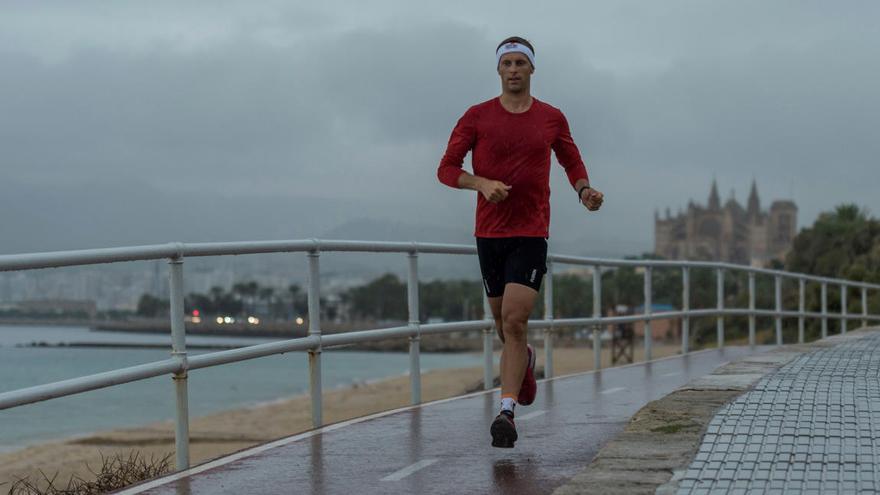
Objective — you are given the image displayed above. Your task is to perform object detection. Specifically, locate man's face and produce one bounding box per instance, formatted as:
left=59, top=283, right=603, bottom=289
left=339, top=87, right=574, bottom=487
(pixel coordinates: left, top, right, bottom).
left=497, top=52, right=533, bottom=94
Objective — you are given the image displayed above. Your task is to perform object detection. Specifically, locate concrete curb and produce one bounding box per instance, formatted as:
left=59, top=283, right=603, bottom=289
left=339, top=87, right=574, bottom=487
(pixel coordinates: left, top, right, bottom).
left=553, top=331, right=872, bottom=495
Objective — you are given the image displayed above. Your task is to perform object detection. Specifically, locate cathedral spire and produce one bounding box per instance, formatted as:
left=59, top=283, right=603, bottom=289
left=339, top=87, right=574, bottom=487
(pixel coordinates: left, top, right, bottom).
left=747, top=179, right=760, bottom=218
left=708, top=179, right=720, bottom=211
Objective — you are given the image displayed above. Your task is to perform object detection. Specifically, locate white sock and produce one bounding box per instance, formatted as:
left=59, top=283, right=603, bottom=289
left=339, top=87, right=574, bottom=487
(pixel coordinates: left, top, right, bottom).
left=501, top=397, right=516, bottom=414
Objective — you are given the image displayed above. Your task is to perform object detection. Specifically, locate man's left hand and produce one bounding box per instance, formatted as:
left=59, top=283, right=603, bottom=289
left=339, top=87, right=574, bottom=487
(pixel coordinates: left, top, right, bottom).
left=581, top=188, right=604, bottom=211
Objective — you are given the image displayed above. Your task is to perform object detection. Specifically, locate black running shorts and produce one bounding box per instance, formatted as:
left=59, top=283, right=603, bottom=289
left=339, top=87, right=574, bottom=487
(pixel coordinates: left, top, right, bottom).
left=476, top=237, right=548, bottom=298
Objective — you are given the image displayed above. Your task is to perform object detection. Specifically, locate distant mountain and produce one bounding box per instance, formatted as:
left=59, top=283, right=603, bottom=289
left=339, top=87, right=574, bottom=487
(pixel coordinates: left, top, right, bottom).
left=550, top=235, right=649, bottom=260
left=315, top=218, right=646, bottom=279
left=318, top=218, right=479, bottom=280
left=0, top=181, right=391, bottom=254
left=320, top=217, right=472, bottom=244
left=0, top=180, right=646, bottom=287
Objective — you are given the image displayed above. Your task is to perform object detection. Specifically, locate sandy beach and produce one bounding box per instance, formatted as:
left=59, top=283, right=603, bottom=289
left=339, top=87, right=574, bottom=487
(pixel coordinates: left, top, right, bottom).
left=0, top=343, right=683, bottom=488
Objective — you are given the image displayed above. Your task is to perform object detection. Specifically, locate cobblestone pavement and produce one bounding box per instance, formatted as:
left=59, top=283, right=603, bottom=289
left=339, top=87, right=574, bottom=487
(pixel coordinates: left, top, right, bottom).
left=677, top=333, right=880, bottom=494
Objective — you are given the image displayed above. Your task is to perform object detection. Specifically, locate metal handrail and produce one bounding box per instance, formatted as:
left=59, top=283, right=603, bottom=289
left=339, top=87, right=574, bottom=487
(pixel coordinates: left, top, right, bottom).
left=3, top=240, right=880, bottom=289
left=1, top=238, right=877, bottom=471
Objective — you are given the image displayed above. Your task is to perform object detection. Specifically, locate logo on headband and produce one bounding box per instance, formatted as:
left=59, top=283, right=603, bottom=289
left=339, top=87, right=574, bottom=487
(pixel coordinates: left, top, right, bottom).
left=505, top=43, right=518, bottom=49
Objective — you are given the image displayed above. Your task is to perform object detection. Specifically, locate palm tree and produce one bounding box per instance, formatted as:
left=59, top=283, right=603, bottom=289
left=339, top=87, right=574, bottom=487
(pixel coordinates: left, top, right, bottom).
left=232, top=281, right=260, bottom=316
left=288, top=284, right=308, bottom=318
left=258, top=286, right=275, bottom=318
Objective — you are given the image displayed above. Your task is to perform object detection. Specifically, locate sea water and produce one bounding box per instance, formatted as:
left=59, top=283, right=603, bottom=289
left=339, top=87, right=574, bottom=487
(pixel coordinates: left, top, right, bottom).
left=0, top=325, right=480, bottom=451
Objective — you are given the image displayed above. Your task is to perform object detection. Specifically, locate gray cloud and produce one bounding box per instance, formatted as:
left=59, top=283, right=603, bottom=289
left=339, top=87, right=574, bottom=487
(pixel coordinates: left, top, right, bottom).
left=1, top=1, right=879, bottom=257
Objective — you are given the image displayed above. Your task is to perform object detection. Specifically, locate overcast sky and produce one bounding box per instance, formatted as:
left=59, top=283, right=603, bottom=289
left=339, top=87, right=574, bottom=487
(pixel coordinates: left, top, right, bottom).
left=2, top=1, right=878, bottom=256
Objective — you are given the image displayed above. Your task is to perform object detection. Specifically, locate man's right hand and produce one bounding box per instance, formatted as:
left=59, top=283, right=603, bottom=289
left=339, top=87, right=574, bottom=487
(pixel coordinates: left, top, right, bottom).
left=479, top=179, right=512, bottom=203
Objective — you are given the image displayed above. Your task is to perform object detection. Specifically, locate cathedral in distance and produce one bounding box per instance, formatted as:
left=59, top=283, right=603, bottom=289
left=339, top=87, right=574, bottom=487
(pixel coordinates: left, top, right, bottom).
left=654, top=180, right=797, bottom=266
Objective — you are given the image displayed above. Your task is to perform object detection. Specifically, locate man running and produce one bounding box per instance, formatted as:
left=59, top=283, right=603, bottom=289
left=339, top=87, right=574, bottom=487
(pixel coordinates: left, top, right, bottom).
left=437, top=36, right=604, bottom=448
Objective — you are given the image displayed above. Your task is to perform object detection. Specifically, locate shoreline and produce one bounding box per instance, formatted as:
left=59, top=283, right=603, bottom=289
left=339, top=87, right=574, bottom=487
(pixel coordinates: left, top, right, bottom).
left=0, top=343, right=683, bottom=487
left=0, top=321, right=489, bottom=352
left=7, top=339, right=486, bottom=353
left=0, top=371, right=416, bottom=456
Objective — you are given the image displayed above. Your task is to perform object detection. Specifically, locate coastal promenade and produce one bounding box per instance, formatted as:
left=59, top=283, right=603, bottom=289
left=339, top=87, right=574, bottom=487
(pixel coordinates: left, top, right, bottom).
left=3, top=239, right=879, bottom=493
left=125, top=329, right=880, bottom=494
left=122, top=345, right=765, bottom=495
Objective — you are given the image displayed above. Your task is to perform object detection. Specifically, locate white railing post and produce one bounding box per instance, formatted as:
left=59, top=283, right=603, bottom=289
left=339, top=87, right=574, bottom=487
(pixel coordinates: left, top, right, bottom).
left=592, top=265, right=601, bottom=370
left=775, top=275, right=783, bottom=346
left=840, top=284, right=847, bottom=334
left=168, top=257, right=190, bottom=471
left=748, top=272, right=756, bottom=347
left=821, top=282, right=828, bottom=338
left=543, top=258, right=554, bottom=379
left=798, top=278, right=805, bottom=344
left=863, top=287, right=869, bottom=329
left=716, top=268, right=724, bottom=348
left=307, top=250, right=323, bottom=428
left=682, top=267, right=690, bottom=354
left=483, top=293, right=494, bottom=390
left=644, top=266, right=653, bottom=361
left=407, top=251, right=421, bottom=405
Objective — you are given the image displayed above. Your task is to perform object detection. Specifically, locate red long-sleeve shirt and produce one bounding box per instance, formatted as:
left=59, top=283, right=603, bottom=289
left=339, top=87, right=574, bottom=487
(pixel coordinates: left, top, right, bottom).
left=437, top=97, right=589, bottom=238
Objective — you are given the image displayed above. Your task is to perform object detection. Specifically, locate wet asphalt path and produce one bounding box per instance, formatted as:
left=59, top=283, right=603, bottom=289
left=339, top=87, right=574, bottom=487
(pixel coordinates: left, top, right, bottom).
left=127, top=346, right=766, bottom=495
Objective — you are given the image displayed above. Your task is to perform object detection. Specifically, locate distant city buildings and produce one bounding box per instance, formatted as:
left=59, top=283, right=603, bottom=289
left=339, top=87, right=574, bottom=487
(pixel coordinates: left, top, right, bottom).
left=0, top=258, right=368, bottom=312
left=0, top=266, right=158, bottom=311
left=654, top=180, right=797, bottom=266
left=13, top=299, right=98, bottom=318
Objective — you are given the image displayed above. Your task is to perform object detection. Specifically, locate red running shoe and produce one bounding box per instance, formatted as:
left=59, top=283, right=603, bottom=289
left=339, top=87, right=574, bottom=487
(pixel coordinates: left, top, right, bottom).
left=518, top=344, right=537, bottom=406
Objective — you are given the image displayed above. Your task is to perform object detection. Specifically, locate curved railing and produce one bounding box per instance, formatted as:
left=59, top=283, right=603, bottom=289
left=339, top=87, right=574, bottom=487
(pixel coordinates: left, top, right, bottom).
left=1, top=239, right=878, bottom=470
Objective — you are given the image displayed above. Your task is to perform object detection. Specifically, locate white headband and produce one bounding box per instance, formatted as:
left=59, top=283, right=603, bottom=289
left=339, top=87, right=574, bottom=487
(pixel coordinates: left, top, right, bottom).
left=496, top=42, right=535, bottom=68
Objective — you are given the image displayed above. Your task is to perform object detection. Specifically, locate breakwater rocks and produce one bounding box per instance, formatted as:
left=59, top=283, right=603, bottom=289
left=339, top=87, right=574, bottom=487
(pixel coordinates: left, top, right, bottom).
left=17, top=334, right=483, bottom=353
left=90, top=320, right=484, bottom=353
left=92, top=320, right=305, bottom=339
left=17, top=341, right=244, bottom=350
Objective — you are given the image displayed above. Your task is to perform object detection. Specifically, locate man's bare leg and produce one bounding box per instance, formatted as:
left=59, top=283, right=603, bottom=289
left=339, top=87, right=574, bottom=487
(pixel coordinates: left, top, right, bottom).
left=488, top=296, right=504, bottom=385
left=499, top=283, right=538, bottom=400
left=488, top=296, right=504, bottom=341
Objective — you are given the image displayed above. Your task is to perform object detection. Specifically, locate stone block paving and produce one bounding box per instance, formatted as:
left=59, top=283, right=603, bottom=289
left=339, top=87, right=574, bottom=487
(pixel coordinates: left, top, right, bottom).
left=677, top=334, right=880, bottom=495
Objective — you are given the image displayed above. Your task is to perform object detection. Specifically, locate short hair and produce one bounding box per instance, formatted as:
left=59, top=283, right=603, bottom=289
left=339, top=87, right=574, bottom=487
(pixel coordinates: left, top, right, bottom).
left=496, top=36, right=535, bottom=55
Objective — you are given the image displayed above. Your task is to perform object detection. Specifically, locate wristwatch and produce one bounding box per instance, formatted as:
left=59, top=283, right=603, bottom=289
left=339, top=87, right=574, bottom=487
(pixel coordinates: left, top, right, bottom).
left=577, top=185, right=591, bottom=202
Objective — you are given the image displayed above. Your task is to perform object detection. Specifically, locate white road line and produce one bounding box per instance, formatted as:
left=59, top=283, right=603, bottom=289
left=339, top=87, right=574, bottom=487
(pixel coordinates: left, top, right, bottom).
left=600, top=386, right=626, bottom=395
left=661, top=372, right=681, bottom=377
left=517, top=409, right=547, bottom=421
left=381, top=459, right=439, bottom=481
